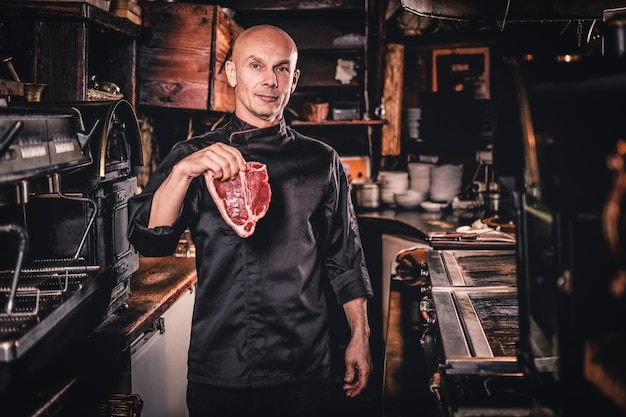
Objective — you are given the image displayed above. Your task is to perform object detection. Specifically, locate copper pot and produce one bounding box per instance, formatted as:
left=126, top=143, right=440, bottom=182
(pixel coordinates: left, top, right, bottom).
left=302, top=102, right=329, bottom=122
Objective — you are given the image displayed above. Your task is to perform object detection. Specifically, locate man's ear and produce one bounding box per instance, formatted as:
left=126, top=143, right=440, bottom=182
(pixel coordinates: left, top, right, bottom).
left=290, top=68, right=300, bottom=93
left=225, top=60, right=237, bottom=88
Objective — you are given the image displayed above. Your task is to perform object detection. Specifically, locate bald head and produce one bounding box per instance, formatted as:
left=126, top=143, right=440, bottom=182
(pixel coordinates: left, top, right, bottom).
left=232, top=25, right=298, bottom=66
left=225, top=25, right=300, bottom=127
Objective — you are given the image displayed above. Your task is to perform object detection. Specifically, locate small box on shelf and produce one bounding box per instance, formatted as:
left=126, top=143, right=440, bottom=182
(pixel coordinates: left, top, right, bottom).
left=332, top=101, right=360, bottom=121
left=110, top=0, right=142, bottom=25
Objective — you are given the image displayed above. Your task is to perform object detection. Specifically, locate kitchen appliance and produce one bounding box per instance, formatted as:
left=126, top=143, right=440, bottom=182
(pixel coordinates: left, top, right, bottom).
left=493, top=52, right=626, bottom=415
left=391, top=247, right=532, bottom=417
left=0, top=99, right=142, bottom=395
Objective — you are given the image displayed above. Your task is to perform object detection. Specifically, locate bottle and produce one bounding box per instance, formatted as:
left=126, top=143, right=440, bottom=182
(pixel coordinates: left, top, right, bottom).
left=374, top=98, right=386, bottom=119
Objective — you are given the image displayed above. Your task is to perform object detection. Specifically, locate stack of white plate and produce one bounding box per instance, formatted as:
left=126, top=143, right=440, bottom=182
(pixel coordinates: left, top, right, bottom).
left=378, top=171, right=409, bottom=206
left=429, top=163, right=463, bottom=203
left=407, top=108, right=421, bottom=139
left=407, top=162, right=432, bottom=194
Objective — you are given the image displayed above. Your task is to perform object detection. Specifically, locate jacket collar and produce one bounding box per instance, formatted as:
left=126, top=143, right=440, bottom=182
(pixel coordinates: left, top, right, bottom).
left=228, top=113, right=289, bottom=142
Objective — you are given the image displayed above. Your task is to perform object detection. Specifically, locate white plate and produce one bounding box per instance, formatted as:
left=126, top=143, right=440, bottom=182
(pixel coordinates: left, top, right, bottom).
left=420, top=201, right=447, bottom=212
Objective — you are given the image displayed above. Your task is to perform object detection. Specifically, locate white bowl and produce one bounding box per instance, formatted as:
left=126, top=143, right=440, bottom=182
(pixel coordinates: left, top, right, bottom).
left=394, top=190, right=427, bottom=210
left=378, top=171, right=409, bottom=181
left=420, top=200, right=448, bottom=212
left=380, top=189, right=396, bottom=206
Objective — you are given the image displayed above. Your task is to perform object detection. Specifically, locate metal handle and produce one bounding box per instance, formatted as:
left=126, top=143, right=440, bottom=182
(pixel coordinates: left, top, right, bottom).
left=1, top=223, right=28, bottom=315
left=0, top=120, right=23, bottom=158
left=1, top=56, right=21, bottom=83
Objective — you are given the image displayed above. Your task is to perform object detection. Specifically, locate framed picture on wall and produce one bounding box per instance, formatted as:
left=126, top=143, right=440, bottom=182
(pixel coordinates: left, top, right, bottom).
left=432, top=47, right=490, bottom=99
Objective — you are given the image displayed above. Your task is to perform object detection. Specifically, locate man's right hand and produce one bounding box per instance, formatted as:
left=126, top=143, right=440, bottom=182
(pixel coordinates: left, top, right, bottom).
left=149, top=142, right=246, bottom=228
left=177, top=142, right=247, bottom=182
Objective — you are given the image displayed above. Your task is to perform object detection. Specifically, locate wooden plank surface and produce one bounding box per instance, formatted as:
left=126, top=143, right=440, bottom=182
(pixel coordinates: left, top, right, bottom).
left=138, top=3, right=239, bottom=111
left=381, top=44, right=404, bottom=156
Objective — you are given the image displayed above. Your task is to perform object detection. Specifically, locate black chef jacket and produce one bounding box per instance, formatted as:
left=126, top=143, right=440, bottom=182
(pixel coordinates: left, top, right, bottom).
left=128, top=114, right=373, bottom=388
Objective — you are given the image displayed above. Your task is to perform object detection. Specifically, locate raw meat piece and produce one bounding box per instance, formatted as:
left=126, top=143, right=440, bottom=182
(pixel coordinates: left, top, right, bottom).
left=205, top=161, right=271, bottom=238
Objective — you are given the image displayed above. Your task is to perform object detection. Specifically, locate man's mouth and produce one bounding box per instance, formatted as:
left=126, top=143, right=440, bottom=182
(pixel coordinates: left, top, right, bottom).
left=256, top=93, right=278, bottom=102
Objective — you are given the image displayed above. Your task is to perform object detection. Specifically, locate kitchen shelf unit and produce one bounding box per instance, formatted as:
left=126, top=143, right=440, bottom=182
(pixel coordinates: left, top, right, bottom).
left=0, top=1, right=141, bottom=105
left=225, top=5, right=368, bottom=118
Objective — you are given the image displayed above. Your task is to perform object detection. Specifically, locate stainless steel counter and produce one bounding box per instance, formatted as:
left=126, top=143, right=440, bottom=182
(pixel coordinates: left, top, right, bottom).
left=357, top=208, right=469, bottom=238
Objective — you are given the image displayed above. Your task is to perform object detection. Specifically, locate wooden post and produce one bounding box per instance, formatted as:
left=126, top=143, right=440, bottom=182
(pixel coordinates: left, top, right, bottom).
left=381, top=43, right=404, bottom=156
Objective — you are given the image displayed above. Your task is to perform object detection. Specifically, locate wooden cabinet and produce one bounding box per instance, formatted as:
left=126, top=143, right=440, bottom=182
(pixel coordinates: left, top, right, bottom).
left=0, top=1, right=141, bottom=104
left=130, top=286, right=195, bottom=417
left=137, top=3, right=242, bottom=112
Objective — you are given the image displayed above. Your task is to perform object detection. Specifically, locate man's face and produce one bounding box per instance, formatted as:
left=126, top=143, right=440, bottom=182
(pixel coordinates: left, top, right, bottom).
left=226, top=28, right=300, bottom=127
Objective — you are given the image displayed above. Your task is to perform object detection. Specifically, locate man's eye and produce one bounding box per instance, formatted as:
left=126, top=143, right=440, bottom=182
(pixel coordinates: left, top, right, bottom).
left=276, top=67, right=288, bottom=73
left=251, top=63, right=261, bottom=69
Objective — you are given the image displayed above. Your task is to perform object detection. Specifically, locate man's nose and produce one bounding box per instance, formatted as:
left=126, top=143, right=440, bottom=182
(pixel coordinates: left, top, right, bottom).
left=262, top=69, right=278, bottom=87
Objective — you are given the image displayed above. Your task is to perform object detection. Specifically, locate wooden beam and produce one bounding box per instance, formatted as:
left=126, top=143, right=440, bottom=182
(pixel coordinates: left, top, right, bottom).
left=381, top=43, right=404, bottom=156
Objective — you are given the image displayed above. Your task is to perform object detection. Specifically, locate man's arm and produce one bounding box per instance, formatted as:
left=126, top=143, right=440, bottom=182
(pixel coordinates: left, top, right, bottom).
left=148, top=142, right=246, bottom=228
left=341, top=296, right=372, bottom=397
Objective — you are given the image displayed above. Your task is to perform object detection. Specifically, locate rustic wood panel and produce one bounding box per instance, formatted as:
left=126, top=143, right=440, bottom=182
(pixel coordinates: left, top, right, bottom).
left=212, top=13, right=243, bottom=111
left=138, top=3, right=240, bottom=111
left=381, top=43, right=404, bottom=156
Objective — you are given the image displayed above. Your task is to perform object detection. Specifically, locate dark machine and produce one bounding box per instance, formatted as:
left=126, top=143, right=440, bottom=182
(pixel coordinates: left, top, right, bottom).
left=499, top=54, right=626, bottom=416
left=389, top=52, right=626, bottom=417
left=0, top=99, right=142, bottom=397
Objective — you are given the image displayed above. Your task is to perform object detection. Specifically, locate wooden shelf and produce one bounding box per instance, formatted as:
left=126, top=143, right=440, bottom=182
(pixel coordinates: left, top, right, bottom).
left=1, top=1, right=142, bottom=36
left=0, top=1, right=141, bottom=103
left=291, top=119, right=387, bottom=126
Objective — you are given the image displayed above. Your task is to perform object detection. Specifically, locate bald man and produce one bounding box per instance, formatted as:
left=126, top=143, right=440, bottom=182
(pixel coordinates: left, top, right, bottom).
left=128, top=25, right=373, bottom=417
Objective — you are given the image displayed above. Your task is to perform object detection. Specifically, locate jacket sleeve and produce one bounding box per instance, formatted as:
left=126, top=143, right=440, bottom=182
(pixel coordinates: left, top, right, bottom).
left=324, top=152, right=374, bottom=305
left=127, top=191, right=190, bottom=257
left=127, top=143, right=193, bottom=257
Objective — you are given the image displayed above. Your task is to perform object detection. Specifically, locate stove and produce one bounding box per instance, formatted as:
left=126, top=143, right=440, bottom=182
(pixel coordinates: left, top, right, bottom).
left=393, top=248, right=532, bottom=417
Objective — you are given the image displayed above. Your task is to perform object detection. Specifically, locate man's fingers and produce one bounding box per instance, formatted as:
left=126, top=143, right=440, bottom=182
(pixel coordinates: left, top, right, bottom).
left=342, top=363, right=369, bottom=397
left=200, top=143, right=246, bottom=181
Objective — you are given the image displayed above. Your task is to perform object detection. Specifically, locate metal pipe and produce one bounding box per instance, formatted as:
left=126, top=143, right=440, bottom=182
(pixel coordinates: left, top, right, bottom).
left=50, top=173, right=98, bottom=260
left=1, top=223, right=28, bottom=315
